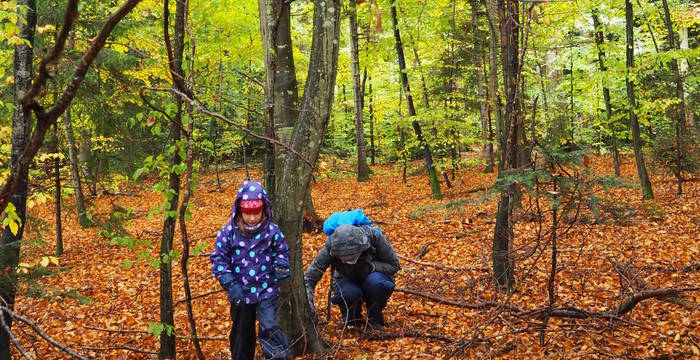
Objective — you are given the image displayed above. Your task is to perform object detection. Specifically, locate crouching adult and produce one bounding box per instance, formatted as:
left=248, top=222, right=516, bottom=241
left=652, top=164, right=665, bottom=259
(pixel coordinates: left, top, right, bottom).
left=304, top=218, right=400, bottom=328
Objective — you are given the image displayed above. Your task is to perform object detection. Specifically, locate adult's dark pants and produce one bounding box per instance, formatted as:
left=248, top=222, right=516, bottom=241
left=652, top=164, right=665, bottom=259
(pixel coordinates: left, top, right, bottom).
left=330, top=271, right=395, bottom=326
left=229, top=297, right=289, bottom=360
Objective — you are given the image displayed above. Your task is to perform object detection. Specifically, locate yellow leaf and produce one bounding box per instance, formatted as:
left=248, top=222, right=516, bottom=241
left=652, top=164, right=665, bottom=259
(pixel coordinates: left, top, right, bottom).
left=40, top=257, right=49, bottom=267
left=49, top=256, right=59, bottom=266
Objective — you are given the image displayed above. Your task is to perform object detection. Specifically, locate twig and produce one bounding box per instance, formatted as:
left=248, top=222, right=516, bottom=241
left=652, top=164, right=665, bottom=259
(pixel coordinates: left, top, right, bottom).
left=523, top=287, right=700, bottom=320
left=143, top=86, right=313, bottom=168
left=1, top=305, right=87, bottom=360
left=364, top=330, right=457, bottom=343
left=174, top=289, right=222, bottom=306
left=0, top=309, right=33, bottom=359
left=397, top=255, right=489, bottom=272
left=82, top=345, right=158, bottom=355
left=83, top=325, right=227, bottom=341
left=395, top=287, right=523, bottom=313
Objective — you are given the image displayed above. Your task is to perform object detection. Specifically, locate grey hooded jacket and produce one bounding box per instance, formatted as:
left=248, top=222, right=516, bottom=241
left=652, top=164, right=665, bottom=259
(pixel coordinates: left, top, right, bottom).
left=304, top=224, right=401, bottom=294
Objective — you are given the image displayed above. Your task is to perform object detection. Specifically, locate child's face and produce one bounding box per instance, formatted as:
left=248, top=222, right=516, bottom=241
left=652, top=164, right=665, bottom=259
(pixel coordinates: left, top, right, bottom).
left=242, top=210, right=263, bottom=226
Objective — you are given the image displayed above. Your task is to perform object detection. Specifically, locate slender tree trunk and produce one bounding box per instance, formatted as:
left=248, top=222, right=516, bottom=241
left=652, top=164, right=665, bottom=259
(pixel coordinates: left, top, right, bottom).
left=350, top=0, right=370, bottom=181
left=625, top=0, right=654, bottom=200
left=61, top=106, right=89, bottom=225
left=78, top=128, right=97, bottom=196
left=679, top=26, right=694, bottom=128
left=0, top=1, right=35, bottom=357
left=390, top=0, right=442, bottom=199
left=592, top=11, right=620, bottom=177
left=52, top=123, right=63, bottom=256
left=660, top=0, right=686, bottom=195
left=369, top=78, right=376, bottom=165
left=473, top=0, right=493, bottom=173
left=159, top=0, right=187, bottom=356
left=492, top=0, right=519, bottom=292
left=274, top=0, right=341, bottom=355
left=483, top=0, right=505, bottom=173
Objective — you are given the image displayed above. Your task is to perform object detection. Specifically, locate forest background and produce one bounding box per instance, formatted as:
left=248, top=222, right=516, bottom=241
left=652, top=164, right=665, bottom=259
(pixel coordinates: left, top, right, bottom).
left=0, top=0, right=698, bottom=358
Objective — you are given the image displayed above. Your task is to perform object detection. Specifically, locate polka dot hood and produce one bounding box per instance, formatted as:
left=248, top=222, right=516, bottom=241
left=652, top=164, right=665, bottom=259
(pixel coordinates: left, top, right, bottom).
left=210, top=180, right=290, bottom=304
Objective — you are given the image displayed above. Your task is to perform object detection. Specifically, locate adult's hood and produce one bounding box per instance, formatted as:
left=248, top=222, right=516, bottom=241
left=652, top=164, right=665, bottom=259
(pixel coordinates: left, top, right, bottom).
left=328, top=224, right=370, bottom=261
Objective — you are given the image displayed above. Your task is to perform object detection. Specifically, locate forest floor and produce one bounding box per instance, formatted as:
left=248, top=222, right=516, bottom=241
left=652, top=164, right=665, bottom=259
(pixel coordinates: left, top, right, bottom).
left=11, top=152, right=700, bottom=359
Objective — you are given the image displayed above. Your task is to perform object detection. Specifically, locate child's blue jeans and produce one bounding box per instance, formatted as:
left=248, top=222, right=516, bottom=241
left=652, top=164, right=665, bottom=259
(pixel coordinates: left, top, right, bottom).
left=229, top=297, right=289, bottom=360
left=331, top=271, right=395, bottom=326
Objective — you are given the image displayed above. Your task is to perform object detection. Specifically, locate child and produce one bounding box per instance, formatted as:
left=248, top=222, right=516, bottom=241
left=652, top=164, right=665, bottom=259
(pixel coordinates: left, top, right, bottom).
left=210, top=180, right=290, bottom=360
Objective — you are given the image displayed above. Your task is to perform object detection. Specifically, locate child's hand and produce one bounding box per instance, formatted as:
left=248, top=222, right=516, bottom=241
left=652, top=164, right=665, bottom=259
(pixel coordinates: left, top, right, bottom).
left=227, top=284, right=245, bottom=305
left=274, top=259, right=291, bottom=280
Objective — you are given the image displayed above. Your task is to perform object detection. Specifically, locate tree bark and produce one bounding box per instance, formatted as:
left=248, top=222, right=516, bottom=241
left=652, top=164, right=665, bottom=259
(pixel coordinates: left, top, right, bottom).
left=274, top=0, right=341, bottom=356
left=350, top=0, right=370, bottom=181
left=473, top=0, right=494, bottom=173
left=625, top=0, right=654, bottom=200
left=61, top=106, right=90, bottom=225
left=660, top=0, right=686, bottom=195
left=0, top=1, right=36, bottom=358
left=592, top=10, right=620, bottom=177
left=390, top=0, right=442, bottom=199
left=259, top=1, right=285, bottom=200
left=679, top=26, right=694, bottom=128
left=492, top=0, right=519, bottom=292
left=483, top=0, right=504, bottom=173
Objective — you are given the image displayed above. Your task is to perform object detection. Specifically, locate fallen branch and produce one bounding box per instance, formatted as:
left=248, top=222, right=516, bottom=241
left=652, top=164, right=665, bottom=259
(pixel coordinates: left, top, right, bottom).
left=1, top=305, right=87, bottom=360
left=524, top=287, right=700, bottom=320
left=395, top=287, right=523, bottom=313
left=83, top=325, right=226, bottom=341
left=0, top=309, right=32, bottom=360
left=82, top=345, right=158, bottom=355
left=397, top=255, right=489, bottom=272
left=364, top=330, right=457, bottom=343
left=681, top=262, right=700, bottom=273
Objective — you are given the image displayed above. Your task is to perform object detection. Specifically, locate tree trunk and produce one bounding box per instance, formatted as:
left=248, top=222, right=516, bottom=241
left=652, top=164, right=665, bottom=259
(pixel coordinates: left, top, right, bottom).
left=52, top=123, right=63, bottom=256
left=0, top=1, right=35, bottom=358
left=660, top=0, right=686, bottom=195
left=492, top=0, right=518, bottom=292
left=350, top=0, right=370, bottom=181
left=259, top=1, right=289, bottom=200
left=625, top=0, right=654, bottom=200
left=390, top=0, right=442, bottom=199
left=61, top=106, right=90, bottom=225
left=473, top=0, right=493, bottom=173
left=592, top=11, right=620, bottom=177
left=78, top=128, right=97, bottom=196
left=274, top=0, right=341, bottom=356
left=679, top=26, right=694, bottom=128
left=159, top=0, right=187, bottom=356
left=483, top=0, right=504, bottom=173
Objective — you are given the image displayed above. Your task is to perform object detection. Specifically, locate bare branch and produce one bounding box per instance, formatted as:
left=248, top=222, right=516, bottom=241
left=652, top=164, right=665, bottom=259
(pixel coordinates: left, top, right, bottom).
left=395, top=287, right=524, bottom=313
left=0, top=0, right=143, bottom=215
left=143, top=86, right=314, bottom=168
left=0, top=309, right=33, bottom=360
left=1, top=305, right=87, bottom=360
left=397, top=255, right=489, bottom=272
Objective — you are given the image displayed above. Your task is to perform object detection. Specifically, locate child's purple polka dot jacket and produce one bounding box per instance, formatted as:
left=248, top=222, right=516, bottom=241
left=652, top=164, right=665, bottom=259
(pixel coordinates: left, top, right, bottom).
left=210, top=181, right=290, bottom=304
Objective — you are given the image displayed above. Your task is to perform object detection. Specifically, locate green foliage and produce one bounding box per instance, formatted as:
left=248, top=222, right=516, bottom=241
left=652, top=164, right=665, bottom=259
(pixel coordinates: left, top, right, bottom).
left=147, top=322, right=175, bottom=338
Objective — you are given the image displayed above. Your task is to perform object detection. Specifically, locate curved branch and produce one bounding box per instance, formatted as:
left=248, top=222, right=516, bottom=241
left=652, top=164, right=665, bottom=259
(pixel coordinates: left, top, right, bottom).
left=1, top=305, right=87, bottom=360
left=395, top=287, right=524, bottom=313
left=143, top=86, right=313, bottom=168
